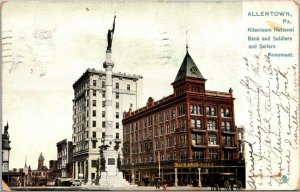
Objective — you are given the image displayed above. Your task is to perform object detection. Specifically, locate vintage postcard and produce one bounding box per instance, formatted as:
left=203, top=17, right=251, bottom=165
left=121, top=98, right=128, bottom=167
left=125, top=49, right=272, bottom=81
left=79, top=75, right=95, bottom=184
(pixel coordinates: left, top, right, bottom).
left=1, top=0, right=299, bottom=191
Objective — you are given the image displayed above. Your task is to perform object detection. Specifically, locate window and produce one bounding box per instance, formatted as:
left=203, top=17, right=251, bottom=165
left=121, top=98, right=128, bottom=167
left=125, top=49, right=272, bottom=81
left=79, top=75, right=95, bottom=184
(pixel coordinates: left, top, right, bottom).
left=93, top=110, right=96, bottom=117
left=127, top=84, right=130, bottom=91
left=160, top=126, right=164, bottom=135
left=93, top=100, right=96, bottom=106
left=166, top=111, right=169, bottom=121
left=148, top=116, right=153, bottom=126
left=180, top=134, right=187, bottom=145
left=180, top=150, right=187, bottom=160
left=196, top=135, right=203, bottom=145
left=173, top=152, right=177, bottom=160
left=178, top=105, right=186, bottom=116
left=116, top=83, right=119, bottom=89
left=116, top=133, right=119, bottom=139
left=191, top=119, right=196, bottom=128
left=221, top=108, right=230, bottom=117
left=190, top=105, right=203, bottom=115
left=102, top=111, right=105, bottom=118
left=172, top=109, right=176, bottom=118
left=93, top=121, right=96, bottom=127
left=102, top=121, right=105, bottom=128
left=92, top=142, right=96, bottom=148
left=116, top=112, right=119, bottom=119
left=192, top=150, right=205, bottom=159
left=173, top=135, right=176, bottom=146
left=209, top=149, right=218, bottom=160
left=192, top=134, right=201, bottom=145
left=224, top=150, right=234, bottom=160
left=172, top=121, right=176, bottom=132
left=116, top=92, right=119, bottom=99
left=206, top=106, right=216, bottom=116
left=223, top=136, right=233, bottom=146
left=207, top=120, right=216, bottom=130
left=86, top=121, right=89, bottom=128
left=102, top=101, right=105, bottom=107
left=209, top=134, right=217, bottom=145
left=102, top=132, right=105, bottom=138
left=116, top=122, right=119, bottom=129
left=166, top=123, right=170, bottom=134
left=102, top=91, right=105, bottom=98
left=102, top=81, right=105, bottom=88
left=159, top=113, right=163, bottom=123
left=116, top=102, right=119, bottom=109
left=197, top=120, right=201, bottom=129
left=93, top=80, right=97, bottom=86
left=222, top=121, right=231, bottom=131
left=93, top=131, right=96, bottom=138
left=93, top=90, right=96, bottom=96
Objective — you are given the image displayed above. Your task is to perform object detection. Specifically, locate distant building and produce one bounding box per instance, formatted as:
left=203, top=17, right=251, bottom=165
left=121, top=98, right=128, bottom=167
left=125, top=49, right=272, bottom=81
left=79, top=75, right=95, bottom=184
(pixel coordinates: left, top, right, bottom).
left=122, top=48, right=245, bottom=187
left=72, top=68, right=143, bottom=183
left=57, top=139, right=73, bottom=178
left=48, top=160, right=59, bottom=182
left=2, top=122, right=11, bottom=172
left=27, top=153, right=48, bottom=186
left=237, top=126, right=245, bottom=161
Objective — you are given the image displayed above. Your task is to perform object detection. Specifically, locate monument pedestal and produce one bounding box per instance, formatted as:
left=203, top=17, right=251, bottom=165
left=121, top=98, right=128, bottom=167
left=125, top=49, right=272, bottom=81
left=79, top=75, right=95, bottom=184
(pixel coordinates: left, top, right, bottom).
left=99, top=171, right=131, bottom=187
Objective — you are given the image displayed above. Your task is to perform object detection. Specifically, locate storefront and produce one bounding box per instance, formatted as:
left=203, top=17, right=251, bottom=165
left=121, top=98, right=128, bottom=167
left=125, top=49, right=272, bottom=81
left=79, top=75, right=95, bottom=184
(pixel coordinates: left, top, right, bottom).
left=122, top=160, right=245, bottom=187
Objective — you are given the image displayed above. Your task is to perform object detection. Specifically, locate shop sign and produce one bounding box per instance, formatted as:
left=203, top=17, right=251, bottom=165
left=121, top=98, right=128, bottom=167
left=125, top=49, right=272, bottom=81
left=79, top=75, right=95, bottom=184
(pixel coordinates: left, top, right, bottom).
left=174, top=162, right=214, bottom=168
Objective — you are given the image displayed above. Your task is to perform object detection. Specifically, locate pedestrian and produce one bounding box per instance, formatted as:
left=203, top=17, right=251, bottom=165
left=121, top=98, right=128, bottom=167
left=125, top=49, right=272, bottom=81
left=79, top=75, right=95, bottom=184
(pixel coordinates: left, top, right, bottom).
left=156, top=179, right=161, bottom=190
left=162, top=179, right=167, bottom=190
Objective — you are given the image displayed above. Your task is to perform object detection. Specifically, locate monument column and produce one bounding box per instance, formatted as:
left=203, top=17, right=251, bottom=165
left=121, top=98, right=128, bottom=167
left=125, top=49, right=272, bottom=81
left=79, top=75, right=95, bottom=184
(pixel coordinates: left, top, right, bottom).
left=98, top=15, right=130, bottom=187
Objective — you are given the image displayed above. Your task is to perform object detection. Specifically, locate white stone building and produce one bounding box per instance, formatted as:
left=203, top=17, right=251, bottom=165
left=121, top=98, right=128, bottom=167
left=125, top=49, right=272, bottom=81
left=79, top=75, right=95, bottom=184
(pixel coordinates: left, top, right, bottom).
left=72, top=68, right=143, bottom=183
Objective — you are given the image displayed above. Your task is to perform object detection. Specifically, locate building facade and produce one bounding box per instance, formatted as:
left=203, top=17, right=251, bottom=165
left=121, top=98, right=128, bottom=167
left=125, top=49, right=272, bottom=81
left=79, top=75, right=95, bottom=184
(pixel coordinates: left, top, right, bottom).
left=237, top=126, right=245, bottom=161
left=72, top=68, right=143, bottom=183
left=57, top=139, right=73, bottom=178
left=2, top=122, right=11, bottom=172
left=48, top=160, right=59, bottom=182
left=122, top=49, right=245, bottom=187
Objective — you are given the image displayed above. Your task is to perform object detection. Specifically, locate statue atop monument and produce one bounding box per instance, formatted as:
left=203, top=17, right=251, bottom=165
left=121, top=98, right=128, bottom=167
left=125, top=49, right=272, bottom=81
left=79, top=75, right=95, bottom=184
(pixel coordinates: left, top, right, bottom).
left=107, top=15, right=116, bottom=52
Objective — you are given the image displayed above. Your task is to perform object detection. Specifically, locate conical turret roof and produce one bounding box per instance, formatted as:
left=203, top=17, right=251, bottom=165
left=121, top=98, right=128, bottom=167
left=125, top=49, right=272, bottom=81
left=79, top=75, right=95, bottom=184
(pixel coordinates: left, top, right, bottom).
left=174, top=51, right=204, bottom=82
left=38, top=152, right=45, bottom=161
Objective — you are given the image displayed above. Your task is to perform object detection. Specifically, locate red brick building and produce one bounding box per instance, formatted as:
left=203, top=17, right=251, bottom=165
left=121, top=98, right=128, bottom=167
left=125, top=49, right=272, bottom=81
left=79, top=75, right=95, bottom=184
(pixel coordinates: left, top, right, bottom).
left=122, top=48, right=245, bottom=187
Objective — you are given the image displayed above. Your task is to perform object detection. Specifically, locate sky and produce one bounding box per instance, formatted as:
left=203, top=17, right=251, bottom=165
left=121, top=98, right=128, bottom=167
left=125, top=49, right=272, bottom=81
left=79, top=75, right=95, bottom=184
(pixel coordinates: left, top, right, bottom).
left=1, top=1, right=244, bottom=169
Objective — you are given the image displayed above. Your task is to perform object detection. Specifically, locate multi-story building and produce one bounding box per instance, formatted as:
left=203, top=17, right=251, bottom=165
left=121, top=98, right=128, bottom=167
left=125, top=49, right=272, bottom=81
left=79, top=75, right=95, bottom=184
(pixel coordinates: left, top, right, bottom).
left=2, top=122, right=11, bottom=172
left=47, top=160, right=59, bottom=182
left=72, top=68, right=143, bottom=183
left=237, top=126, right=245, bottom=161
left=57, top=139, right=73, bottom=178
left=122, top=48, right=245, bottom=187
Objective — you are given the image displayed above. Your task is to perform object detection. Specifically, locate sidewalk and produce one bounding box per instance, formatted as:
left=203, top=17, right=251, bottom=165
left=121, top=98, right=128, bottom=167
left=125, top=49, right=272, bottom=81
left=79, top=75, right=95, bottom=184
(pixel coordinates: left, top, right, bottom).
left=81, top=185, right=211, bottom=191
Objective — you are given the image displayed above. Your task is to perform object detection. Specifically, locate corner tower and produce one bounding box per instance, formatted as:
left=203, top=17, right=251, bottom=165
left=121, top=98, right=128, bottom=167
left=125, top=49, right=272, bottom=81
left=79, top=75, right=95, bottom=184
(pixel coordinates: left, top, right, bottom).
left=172, top=47, right=206, bottom=95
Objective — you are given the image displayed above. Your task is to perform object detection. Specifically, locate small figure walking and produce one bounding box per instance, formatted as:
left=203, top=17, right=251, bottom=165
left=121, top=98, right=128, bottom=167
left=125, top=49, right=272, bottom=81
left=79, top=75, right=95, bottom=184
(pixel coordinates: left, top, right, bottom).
left=156, top=179, right=161, bottom=190
left=162, top=179, right=167, bottom=190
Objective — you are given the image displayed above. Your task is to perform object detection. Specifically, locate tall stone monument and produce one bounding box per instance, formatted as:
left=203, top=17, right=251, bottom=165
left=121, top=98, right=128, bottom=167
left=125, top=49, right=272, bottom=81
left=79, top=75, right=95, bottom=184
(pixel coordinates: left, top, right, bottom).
left=99, top=15, right=131, bottom=188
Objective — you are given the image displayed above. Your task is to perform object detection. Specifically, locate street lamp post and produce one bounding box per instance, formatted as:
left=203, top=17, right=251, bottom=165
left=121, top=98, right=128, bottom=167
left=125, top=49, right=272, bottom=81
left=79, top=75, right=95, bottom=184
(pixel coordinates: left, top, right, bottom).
left=198, top=168, right=202, bottom=187
left=158, top=151, right=161, bottom=178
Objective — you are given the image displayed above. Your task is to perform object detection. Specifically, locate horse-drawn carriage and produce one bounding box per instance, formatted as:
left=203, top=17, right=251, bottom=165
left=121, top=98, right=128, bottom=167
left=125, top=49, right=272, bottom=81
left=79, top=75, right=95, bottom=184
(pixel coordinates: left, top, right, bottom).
left=209, top=173, right=242, bottom=190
